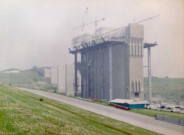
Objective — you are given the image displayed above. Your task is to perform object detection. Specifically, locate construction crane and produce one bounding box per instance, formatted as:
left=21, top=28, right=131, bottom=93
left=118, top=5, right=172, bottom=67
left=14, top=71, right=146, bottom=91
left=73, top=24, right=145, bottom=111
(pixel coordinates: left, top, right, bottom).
left=73, top=8, right=105, bottom=31
left=86, top=17, right=105, bottom=30
left=74, top=17, right=105, bottom=31
left=73, top=7, right=89, bottom=31
left=91, top=15, right=159, bottom=39
left=135, top=15, right=160, bottom=24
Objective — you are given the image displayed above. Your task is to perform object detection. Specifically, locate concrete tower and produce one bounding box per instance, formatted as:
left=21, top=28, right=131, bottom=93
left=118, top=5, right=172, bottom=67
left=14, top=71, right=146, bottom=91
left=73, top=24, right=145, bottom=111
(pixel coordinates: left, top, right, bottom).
left=70, top=23, right=144, bottom=101
left=126, top=24, right=144, bottom=100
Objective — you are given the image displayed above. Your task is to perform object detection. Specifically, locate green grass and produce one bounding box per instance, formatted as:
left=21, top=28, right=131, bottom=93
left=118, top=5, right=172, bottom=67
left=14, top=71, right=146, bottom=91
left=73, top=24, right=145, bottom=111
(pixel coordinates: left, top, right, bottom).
left=144, top=77, right=184, bottom=105
left=0, top=84, right=160, bottom=135
left=130, top=109, right=184, bottom=119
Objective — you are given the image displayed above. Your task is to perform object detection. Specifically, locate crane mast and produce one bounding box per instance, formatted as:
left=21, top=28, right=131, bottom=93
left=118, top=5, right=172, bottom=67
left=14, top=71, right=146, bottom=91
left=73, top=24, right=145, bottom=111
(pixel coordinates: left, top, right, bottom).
left=136, top=15, right=160, bottom=24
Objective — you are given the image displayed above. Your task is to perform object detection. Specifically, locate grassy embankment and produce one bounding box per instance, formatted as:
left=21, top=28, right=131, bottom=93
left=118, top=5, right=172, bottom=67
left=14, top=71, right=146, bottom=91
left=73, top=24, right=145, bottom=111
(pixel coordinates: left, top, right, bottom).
left=0, top=85, right=159, bottom=135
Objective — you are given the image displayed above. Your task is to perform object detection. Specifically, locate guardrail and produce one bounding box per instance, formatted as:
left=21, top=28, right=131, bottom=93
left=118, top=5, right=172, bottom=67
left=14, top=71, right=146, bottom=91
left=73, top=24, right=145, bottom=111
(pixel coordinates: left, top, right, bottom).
left=155, top=115, right=184, bottom=126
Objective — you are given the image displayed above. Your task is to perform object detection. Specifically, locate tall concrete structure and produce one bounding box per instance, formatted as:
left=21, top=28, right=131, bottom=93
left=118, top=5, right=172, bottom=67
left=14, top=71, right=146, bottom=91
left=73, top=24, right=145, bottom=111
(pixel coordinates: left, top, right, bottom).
left=57, top=64, right=81, bottom=96
left=50, top=65, right=81, bottom=96
left=128, top=24, right=144, bottom=100
left=70, top=23, right=145, bottom=101
left=51, top=67, right=58, bottom=84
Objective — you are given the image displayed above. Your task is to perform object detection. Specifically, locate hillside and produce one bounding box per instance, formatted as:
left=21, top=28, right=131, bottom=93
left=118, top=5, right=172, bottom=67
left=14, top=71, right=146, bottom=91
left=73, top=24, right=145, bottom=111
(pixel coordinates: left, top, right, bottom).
left=0, top=85, right=159, bottom=135
left=0, top=70, right=56, bottom=91
left=144, top=77, right=184, bottom=105
left=0, top=70, right=183, bottom=105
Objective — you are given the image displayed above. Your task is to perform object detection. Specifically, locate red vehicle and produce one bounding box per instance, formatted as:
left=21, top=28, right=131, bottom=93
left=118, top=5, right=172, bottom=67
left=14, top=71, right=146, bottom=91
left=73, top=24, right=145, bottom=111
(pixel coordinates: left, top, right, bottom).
left=109, top=103, right=131, bottom=110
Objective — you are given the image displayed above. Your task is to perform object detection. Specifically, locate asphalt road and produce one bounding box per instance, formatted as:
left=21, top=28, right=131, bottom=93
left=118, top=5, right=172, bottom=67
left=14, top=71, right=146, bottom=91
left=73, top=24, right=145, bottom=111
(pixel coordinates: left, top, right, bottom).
left=18, top=87, right=184, bottom=135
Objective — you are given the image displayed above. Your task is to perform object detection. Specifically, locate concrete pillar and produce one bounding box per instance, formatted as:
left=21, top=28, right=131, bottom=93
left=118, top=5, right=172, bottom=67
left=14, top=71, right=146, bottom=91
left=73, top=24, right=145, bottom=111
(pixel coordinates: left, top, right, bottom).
left=65, top=64, right=67, bottom=95
left=56, top=65, right=59, bottom=92
left=87, top=51, right=90, bottom=98
left=81, top=54, right=84, bottom=98
left=91, top=51, right=95, bottom=98
left=148, top=47, right=152, bottom=103
left=99, top=47, right=104, bottom=100
left=109, top=45, right=113, bottom=101
left=74, top=53, right=78, bottom=96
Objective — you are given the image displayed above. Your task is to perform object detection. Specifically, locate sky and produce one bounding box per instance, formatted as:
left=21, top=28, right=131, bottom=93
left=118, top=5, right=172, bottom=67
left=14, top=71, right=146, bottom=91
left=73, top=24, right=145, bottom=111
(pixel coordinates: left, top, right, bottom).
left=0, top=0, right=183, bottom=78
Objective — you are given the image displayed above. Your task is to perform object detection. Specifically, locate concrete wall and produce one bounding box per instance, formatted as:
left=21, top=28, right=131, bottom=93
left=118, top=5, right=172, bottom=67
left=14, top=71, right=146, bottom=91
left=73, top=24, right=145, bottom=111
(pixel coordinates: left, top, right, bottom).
left=50, top=64, right=80, bottom=96
left=57, top=65, right=65, bottom=93
left=51, top=67, right=57, bottom=84
left=44, top=68, right=51, bottom=78
left=81, top=43, right=129, bottom=101
left=81, top=46, right=111, bottom=100
left=33, top=65, right=77, bottom=96
left=112, top=44, right=127, bottom=99
left=102, top=47, right=110, bottom=100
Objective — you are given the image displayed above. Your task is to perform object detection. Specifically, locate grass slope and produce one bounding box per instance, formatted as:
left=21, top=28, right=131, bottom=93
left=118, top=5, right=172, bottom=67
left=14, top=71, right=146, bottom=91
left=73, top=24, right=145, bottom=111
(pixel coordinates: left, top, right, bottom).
left=0, top=85, right=159, bottom=135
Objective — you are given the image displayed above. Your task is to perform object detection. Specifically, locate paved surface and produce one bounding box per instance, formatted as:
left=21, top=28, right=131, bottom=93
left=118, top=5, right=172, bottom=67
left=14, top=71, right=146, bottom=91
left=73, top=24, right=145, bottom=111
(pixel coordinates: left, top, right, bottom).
left=18, top=87, right=184, bottom=135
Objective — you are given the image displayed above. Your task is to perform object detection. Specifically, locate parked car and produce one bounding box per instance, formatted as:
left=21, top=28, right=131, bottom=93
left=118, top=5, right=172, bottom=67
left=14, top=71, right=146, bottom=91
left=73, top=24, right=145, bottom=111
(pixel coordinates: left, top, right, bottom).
left=171, top=108, right=180, bottom=113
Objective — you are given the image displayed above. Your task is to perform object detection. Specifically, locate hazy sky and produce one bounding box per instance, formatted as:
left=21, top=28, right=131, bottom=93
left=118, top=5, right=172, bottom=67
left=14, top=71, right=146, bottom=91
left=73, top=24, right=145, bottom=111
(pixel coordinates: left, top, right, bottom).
left=0, top=0, right=183, bottom=78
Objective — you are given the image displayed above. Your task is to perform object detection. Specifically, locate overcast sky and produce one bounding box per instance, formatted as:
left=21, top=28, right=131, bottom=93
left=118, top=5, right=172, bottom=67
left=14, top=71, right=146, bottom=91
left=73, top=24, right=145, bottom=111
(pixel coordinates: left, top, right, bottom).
left=0, top=0, right=183, bottom=78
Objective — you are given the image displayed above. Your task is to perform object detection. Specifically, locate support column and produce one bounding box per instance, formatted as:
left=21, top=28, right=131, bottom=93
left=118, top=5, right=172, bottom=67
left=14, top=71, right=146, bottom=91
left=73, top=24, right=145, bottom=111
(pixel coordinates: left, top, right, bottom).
left=148, top=47, right=152, bottom=103
left=65, top=64, right=67, bottom=95
left=87, top=51, right=91, bottom=98
left=109, top=45, right=113, bottom=101
left=99, top=47, right=104, bottom=100
left=81, top=54, right=84, bottom=98
left=56, top=65, right=59, bottom=93
left=91, top=51, right=95, bottom=98
left=74, top=53, right=78, bottom=96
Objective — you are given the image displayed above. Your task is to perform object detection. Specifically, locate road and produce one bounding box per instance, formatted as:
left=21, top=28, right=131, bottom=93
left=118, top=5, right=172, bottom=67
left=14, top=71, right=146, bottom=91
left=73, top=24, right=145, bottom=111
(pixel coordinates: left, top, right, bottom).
left=18, top=87, right=184, bottom=135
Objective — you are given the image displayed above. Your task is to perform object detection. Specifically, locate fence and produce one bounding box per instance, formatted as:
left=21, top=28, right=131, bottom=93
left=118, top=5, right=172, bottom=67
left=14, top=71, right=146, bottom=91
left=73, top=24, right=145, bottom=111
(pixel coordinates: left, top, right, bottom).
left=155, top=115, right=184, bottom=126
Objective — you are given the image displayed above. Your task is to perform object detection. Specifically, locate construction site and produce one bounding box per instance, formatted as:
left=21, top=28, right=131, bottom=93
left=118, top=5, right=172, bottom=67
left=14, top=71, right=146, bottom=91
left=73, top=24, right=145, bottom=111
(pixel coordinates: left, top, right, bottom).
left=31, top=15, right=158, bottom=105
left=69, top=15, right=158, bottom=103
